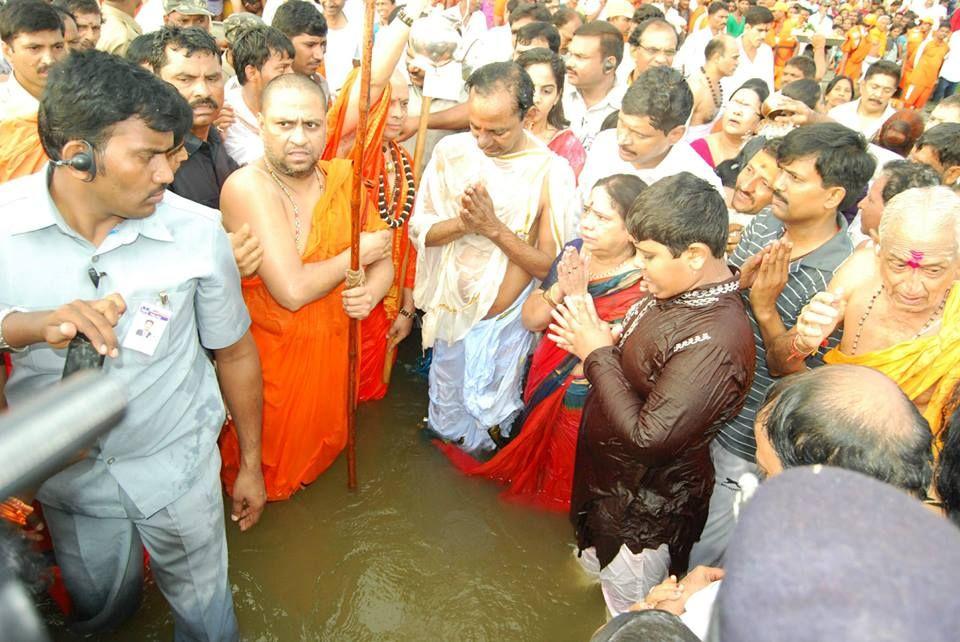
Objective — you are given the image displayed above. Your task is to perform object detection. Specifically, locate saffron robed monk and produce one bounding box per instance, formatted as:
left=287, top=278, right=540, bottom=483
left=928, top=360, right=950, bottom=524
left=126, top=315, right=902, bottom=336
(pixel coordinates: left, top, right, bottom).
left=791, top=186, right=960, bottom=452
left=217, top=73, right=394, bottom=501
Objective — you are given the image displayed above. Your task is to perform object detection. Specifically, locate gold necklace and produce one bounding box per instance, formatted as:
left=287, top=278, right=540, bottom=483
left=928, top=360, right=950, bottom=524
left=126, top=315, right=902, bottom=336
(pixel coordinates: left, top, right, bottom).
left=264, top=159, right=322, bottom=254
left=590, top=256, right=635, bottom=280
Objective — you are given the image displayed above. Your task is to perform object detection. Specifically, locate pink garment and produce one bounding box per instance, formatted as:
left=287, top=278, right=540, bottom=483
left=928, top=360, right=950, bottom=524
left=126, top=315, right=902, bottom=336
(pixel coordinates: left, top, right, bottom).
left=690, top=137, right=716, bottom=169
left=548, top=129, right=587, bottom=181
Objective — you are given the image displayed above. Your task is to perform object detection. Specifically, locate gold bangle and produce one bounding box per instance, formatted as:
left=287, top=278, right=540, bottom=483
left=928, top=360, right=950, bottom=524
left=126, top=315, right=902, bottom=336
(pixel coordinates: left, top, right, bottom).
left=398, top=308, right=414, bottom=319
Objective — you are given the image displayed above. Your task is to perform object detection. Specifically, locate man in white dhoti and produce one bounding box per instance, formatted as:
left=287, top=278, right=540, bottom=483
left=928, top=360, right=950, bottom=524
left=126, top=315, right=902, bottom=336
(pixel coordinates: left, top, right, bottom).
left=409, top=61, right=577, bottom=454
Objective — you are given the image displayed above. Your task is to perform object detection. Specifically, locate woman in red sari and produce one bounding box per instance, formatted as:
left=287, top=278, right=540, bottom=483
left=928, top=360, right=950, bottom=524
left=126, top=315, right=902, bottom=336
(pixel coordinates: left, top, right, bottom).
left=516, top=47, right=587, bottom=180
left=438, top=174, right=647, bottom=511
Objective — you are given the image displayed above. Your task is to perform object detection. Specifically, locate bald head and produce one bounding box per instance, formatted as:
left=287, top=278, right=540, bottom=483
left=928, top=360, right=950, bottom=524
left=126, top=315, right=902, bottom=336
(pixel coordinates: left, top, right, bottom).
left=755, top=365, right=933, bottom=499
left=704, top=34, right=738, bottom=76
left=879, top=186, right=960, bottom=254
left=261, top=72, right=327, bottom=114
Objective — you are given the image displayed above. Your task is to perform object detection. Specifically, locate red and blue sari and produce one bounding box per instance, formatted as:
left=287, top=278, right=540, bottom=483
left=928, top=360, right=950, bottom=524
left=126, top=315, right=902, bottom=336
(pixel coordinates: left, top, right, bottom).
left=439, top=242, right=643, bottom=511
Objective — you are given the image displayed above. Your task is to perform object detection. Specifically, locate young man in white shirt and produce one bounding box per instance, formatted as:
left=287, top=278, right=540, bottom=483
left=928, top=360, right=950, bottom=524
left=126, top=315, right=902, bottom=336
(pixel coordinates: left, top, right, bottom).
left=320, top=0, right=360, bottom=95
left=579, top=66, right=724, bottom=204
left=223, top=26, right=295, bottom=165
left=562, top=20, right=626, bottom=151
left=721, top=5, right=775, bottom=97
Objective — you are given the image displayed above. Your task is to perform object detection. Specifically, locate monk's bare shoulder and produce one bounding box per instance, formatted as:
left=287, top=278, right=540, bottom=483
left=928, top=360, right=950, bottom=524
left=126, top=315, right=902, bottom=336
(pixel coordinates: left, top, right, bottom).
left=221, top=164, right=283, bottom=229
left=830, top=245, right=878, bottom=294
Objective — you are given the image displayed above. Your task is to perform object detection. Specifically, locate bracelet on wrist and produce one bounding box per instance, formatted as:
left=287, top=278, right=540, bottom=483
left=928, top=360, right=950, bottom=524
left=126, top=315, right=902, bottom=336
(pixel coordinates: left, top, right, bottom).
left=398, top=308, right=415, bottom=319
left=396, top=8, right=414, bottom=27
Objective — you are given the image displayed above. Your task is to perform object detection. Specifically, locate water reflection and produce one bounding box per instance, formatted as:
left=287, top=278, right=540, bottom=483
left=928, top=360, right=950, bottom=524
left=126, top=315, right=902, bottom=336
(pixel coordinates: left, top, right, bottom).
left=48, top=344, right=605, bottom=641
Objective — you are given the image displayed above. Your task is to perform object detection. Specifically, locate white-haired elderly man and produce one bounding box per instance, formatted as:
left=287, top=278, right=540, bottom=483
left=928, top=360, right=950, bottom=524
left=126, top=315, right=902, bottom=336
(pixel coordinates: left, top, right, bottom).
left=790, top=185, right=960, bottom=450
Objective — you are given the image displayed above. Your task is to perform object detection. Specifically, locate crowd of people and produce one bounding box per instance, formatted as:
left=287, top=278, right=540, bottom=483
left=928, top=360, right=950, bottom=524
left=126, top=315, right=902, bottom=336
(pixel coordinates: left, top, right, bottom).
left=1, top=0, right=960, bottom=638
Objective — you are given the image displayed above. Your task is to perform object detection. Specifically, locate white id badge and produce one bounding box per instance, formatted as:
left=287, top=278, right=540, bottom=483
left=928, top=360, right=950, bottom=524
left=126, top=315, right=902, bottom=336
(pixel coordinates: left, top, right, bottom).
left=122, top=303, right=171, bottom=356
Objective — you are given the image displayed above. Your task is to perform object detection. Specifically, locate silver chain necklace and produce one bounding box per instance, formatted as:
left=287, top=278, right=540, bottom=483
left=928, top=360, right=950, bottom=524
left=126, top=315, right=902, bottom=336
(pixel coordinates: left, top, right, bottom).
left=264, top=158, right=322, bottom=254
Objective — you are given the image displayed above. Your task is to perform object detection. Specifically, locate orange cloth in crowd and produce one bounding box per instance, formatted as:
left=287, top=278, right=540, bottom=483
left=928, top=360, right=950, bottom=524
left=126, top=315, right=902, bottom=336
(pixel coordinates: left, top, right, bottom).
left=219, top=159, right=387, bottom=500
left=0, top=113, right=47, bottom=184
left=903, top=39, right=949, bottom=109
left=688, top=6, right=707, bottom=33
left=840, top=24, right=871, bottom=81
left=768, top=18, right=798, bottom=87
left=867, top=26, right=887, bottom=58
left=324, top=68, right=418, bottom=402
left=494, top=0, right=507, bottom=23
left=825, top=287, right=960, bottom=456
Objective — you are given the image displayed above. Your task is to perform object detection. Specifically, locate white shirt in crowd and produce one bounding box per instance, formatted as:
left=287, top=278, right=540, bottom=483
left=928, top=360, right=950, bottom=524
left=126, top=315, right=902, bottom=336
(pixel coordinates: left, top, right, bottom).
left=324, top=20, right=362, bottom=96
left=673, top=27, right=717, bottom=77
left=562, top=83, right=627, bottom=152
left=940, top=30, right=960, bottom=83
left=578, top=128, right=724, bottom=209
left=0, top=72, right=38, bottom=120
left=721, top=37, right=775, bottom=99
left=828, top=98, right=896, bottom=141
left=222, top=77, right=264, bottom=166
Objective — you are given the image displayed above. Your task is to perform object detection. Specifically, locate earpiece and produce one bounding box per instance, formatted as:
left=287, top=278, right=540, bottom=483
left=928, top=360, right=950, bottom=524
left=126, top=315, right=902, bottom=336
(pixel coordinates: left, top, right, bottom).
left=52, top=140, right=96, bottom=180
left=602, top=59, right=616, bottom=73
left=54, top=154, right=93, bottom=172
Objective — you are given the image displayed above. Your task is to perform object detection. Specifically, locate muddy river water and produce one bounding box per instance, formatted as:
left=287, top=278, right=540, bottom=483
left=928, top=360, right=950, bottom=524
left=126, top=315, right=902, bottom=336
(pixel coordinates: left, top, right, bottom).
left=48, top=345, right=606, bottom=641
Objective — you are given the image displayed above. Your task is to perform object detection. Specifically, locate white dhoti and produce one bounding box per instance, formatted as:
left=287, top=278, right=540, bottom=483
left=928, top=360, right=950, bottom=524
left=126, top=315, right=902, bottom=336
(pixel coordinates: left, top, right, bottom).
left=577, top=543, right=672, bottom=617
left=428, top=287, right=534, bottom=454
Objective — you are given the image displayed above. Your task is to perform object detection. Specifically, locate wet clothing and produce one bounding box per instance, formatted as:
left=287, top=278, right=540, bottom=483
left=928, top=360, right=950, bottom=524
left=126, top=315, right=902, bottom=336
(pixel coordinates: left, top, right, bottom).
left=219, top=159, right=388, bottom=500
left=570, top=278, right=755, bottom=575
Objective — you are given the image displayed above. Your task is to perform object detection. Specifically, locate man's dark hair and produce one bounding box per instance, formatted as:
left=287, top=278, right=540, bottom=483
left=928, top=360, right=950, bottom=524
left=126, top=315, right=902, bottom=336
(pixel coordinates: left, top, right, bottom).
left=758, top=366, right=934, bottom=500
left=52, top=6, right=77, bottom=30
left=272, top=0, right=328, bottom=39
left=621, top=66, right=692, bottom=134
left=632, top=4, right=664, bottom=24
left=0, top=0, right=64, bottom=45
left=509, top=2, right=552, bottom=25
left=466, top=61, right=535, bottom=120
left=863, top=59, right=901, bottom=85
left=550, top=6, right=580, bottom=28
left=936, top=388, right=960, bottom=527
left=600, top=109, right=619, bottom=131
left=52, top=0, right=100, bottom=17
left=781, top=77, right=820, bottom=109
left=592, top=174, right=648, bottom=219
left=150, top=26, right=221, bottom=74
left=626, top=172, right=727, bottom=258
left=707, top=1, right=728, bottom=15
left=776, top=123, right=875, bottom=211
left=744, top=5, right=774, bottom=25
left=516, top=47, right=568, bottom=128
left=704, top=35, right=729, bottom=61
left=915, top=123, right=960, bottom=170
left=516, top=21, right=560, bottom=53
left=880, top=160, right=942, bottom=203
left=573, top=19, right=624, bottom=66
left=628, top=17, right=677, bottom=48
left=232, top=25, right=294, bottom=85
left=39, top=50, right=192, bottom=169
left=784, top=54, right=816, bottom=79
left=125, top=32, right=159, bottom=67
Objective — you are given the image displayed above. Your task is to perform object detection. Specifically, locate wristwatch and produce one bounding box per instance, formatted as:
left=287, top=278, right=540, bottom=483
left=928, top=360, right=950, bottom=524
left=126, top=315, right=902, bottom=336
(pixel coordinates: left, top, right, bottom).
left=0, top=307, right=27, bottom=353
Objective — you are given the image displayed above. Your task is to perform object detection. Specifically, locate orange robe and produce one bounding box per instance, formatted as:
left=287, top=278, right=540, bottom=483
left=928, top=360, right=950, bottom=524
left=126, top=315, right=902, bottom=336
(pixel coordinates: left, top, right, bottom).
left=219, top=159, right=388, bottom=500
left=768, top=19, right=798, bottom=87
left=903, top=39, right=949, bottom=109
left=839, top=25, right=871, bottom=81
left=324, top=68, right=418, bottom=403
left=0, top=113, right=47, bottom=184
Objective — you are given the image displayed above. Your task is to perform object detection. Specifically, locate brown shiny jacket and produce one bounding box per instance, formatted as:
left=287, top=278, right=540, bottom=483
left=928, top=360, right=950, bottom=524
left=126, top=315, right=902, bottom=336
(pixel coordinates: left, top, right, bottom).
left=570, top=278, right=756, bottom=575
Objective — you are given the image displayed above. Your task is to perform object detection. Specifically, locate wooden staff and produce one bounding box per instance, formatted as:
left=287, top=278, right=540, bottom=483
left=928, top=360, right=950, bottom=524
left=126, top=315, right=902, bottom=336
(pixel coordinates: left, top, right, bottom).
left=412, top=96, right=432, bottom=181
left=347, top=0, right=377, bottom=491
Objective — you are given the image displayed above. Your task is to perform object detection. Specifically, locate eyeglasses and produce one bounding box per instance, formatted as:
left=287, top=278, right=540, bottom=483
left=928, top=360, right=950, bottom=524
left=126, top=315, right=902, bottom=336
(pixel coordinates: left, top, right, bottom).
left=636, top=43, right=677, bottom=58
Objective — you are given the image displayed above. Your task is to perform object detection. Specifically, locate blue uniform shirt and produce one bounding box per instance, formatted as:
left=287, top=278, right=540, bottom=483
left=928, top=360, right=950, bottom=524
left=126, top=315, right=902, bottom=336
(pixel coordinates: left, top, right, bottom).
left=0, top=169, right=250, bottom=519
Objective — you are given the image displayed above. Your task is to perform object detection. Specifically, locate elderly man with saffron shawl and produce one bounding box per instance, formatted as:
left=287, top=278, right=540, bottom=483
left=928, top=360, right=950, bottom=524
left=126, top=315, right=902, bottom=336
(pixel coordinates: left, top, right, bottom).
left=410, top=61, right=578, bottom=455
left=791, top=186, right=960, bottom=452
